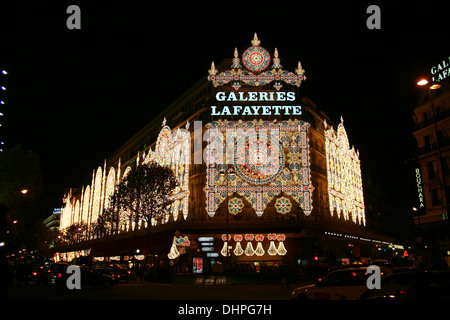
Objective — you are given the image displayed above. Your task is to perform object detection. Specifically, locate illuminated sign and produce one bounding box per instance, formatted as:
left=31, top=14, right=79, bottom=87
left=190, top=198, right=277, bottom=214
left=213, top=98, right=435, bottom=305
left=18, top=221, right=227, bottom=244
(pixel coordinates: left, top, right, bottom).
left=198, top=237, right=214, bottom=242
left=206, top=253, right=219, bottom=258
left=415, top=167, right=426, bottom=211
left=211, top=105, right=301, bottom=116
left=211, top=91, right=301, bottom=116
left=193, top=257, right=203, bottom=274
left=208, top=33, right=305, bottom=117
left=215, top=91, right=296, bottom=102
left=431, top=57, right=450, bottom=82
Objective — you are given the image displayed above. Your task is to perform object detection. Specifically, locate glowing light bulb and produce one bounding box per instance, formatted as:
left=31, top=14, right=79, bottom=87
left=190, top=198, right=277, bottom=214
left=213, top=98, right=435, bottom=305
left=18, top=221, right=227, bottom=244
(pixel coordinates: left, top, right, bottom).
left=417, top=79, right=428, bottom=86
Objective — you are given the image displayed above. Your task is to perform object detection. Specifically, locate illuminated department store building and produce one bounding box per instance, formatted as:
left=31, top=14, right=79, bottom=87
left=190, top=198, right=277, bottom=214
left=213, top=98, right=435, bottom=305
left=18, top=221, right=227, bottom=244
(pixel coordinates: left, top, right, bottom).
left=57, top=34, right=397, bottom=272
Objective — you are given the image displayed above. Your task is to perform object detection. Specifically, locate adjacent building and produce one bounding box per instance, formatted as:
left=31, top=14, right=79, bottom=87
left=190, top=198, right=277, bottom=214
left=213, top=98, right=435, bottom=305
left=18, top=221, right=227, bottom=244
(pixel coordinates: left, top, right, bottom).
left=412, top=78, right=450, bottom=267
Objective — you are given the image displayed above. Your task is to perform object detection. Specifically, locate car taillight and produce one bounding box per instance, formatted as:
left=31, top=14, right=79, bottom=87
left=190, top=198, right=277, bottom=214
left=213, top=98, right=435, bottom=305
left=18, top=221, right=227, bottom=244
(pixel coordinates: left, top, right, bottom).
left=128, top=271, right=131, bottom=275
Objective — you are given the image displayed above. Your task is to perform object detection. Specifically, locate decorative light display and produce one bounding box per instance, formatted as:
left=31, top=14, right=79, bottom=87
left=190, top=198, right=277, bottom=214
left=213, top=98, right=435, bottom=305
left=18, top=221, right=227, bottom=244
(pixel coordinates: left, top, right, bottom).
left=82, top=185, right=90, bottom=226
left=168, top=235, right=191, bottom=260
left=91, top=166, right=103, bottom=229
left=324, top=118, right=365, bottom=226
left=204, top=119, right=314, bottom=217
left=60, top=189, right=73, bottom=230
left=220, top=242, right=229, bottom=257
left=144, top=119, right=190, bottom=222
left=221, top=233, right=287, bottom=257
left=275, top=197, right=292, bottom=214
left=233, top=234, right=244, bottom=256
left=104, top=167, right=116, bottom=209
left=254, top=234, right=265, bottom=256
left=59, top=32, right=371, bottom=268
left=242, top=35, right=271, bottom=72
left=60, top=120, right=190, bottom=239
left=54, top=249, right=91, bottom=262
left=228, top=197, right=244, bottom=215
left=208, top=33, right=305, bottom=91
left=244, top=241, right=255, bottom=256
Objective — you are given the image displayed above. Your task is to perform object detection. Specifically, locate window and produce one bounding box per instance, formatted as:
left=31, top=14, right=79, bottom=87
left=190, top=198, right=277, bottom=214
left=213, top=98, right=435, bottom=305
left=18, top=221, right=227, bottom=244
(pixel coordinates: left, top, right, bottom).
left=443, top=157, right=450, bottom=176
left=428, top=161, right=437, bottom=180
left=431, top=188, right=442, bottom=206
left=424, top=135, right=431, bottom=147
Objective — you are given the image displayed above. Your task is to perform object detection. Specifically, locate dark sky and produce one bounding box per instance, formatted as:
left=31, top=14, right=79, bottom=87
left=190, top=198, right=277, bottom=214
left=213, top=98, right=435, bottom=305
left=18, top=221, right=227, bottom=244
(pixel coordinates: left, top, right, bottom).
left=1, top=2, right=449, bottom=214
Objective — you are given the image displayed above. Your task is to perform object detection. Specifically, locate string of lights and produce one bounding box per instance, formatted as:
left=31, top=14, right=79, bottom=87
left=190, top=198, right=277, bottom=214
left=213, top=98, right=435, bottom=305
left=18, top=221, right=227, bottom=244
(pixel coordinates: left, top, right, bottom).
left=0, top=69, right=7, bottom=152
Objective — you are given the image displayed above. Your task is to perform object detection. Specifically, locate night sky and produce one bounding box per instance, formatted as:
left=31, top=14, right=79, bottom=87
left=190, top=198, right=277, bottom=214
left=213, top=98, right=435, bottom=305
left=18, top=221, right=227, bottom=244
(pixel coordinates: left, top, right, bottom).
left=1, top=2, right=449, bottom=216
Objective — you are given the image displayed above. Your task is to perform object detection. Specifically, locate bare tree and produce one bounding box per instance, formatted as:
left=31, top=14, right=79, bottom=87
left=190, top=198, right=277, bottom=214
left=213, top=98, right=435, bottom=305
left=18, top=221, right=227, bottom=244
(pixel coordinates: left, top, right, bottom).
left=97, top=162, right=178, bottom=258
left=58, top=222, right=87, bottom=245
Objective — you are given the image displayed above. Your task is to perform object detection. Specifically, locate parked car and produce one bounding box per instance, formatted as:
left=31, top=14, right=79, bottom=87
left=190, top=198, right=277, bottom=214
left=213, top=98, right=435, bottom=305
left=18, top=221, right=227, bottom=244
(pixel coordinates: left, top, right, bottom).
left=117, top=265, right=132, bottom=282
left=48, top=263, right=70, bottom=287
left=291, top=267, right=375, bottom=300
left=95, top=263, right=132, bottom=282
left=32, top=265, right=50, bottom=285
left=95, top=267, right=120, bottom=284
left=359, top=270, right=450, bottom=300
left=79, top=267, right=115, bottom=288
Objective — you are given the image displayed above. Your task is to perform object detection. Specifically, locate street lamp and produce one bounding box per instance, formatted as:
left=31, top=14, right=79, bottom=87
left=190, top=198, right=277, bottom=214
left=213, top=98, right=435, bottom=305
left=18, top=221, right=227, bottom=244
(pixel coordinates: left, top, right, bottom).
left=219, top=167, right=235, bottom=271
left=417, top=79, right=429, bottom=86
left=417, top=79, right=441, bottom=90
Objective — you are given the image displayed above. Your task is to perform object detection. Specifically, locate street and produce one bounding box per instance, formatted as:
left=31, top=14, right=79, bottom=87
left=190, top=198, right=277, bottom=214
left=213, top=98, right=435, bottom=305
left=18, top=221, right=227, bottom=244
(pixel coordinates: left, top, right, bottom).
left=7, top=281, right=298, bottom=300
left=5, top=279, right=429, bottom=319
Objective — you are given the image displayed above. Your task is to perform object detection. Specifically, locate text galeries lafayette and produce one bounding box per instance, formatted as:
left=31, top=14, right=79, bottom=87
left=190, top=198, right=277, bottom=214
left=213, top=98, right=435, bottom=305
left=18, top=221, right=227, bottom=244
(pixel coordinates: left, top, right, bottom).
left=211, top=91, right=301, bottom=116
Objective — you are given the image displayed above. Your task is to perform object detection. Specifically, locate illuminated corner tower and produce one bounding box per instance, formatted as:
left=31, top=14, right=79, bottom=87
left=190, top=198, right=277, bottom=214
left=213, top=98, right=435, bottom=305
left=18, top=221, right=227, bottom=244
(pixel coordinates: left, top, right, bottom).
left=324, top=117, right=366, bottom=226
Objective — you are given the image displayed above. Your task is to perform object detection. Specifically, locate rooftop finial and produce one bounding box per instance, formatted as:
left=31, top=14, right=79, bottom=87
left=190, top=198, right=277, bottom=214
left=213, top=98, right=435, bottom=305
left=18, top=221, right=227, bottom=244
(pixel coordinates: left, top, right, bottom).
left=251, top=33, right=260, bottom=46
left=272, top=48, right=282, bottom=69
left=208, top=61, right=217, bottom=75
left=296, top=61, right=305, bottom=75
left=231, top=48, right=241, bottom=69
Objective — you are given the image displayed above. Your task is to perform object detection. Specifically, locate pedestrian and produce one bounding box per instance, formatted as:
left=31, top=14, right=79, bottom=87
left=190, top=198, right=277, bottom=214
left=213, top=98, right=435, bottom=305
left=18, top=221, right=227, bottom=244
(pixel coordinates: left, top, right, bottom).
left=279, top=266, right=290, bottom=289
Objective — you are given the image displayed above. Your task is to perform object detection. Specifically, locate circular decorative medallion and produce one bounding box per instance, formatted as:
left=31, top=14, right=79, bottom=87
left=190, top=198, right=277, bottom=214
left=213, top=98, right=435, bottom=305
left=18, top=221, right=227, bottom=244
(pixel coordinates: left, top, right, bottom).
left=242, top=46, right=271, bottom=72
left=250, top=150, right=267, bottom=166
left=275, top=197, right=292, bottom=214
left=228, top=197, right=244, bottom=215
left=234, top=138, right=284, bottom=185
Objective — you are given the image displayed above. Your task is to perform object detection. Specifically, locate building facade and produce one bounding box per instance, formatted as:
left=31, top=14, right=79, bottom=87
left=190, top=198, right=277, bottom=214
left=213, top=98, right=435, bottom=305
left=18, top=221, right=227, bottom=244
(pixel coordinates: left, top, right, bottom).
left=412, top=82, right=450, bottom=268
left=56, top=35, right=398, bottom=274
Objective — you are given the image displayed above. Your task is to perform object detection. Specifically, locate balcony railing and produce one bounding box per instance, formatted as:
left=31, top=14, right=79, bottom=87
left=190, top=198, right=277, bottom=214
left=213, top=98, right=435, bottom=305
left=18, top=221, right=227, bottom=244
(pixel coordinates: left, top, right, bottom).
left=415, top=108, right=450, bottom=130
left=418, top=136, right=450, bottom=155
